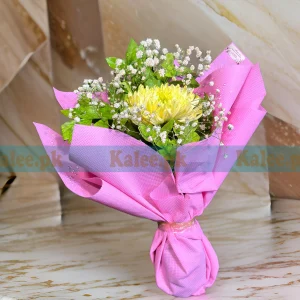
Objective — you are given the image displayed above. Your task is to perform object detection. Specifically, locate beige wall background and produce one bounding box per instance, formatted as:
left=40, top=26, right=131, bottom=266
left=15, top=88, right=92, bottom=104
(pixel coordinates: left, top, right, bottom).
left=1, top=0, right=299, bottom=219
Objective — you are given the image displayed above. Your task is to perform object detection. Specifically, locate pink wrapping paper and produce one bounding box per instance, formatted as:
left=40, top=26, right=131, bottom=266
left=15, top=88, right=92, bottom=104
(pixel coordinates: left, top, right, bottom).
left=34, top=43, right=266, bottom=297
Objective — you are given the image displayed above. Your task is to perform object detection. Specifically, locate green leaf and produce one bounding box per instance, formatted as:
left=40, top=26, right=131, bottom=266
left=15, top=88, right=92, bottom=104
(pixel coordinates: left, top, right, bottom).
left=79, top=119, right=92, bottom=125
left=158, top=141, right=177, bottom=166
left=94, top=120, right=109, bottom=128
left=126, top=39, right=138, bottom=63
left=61, top=121, right=75, bottom=142
left=145, top=77, right=162, bottom=88
left=169, top=80, right=184, bottom=87
left=61, top=109, right=71, bottom=118
left=106, top=57, right=118, bottom=69
left=138, top=123, right=152, bottom=140
left=161, top=53, right=176, bottom=77
left=184, top=131, right=200, bottom=144
left=81, top=106, right=101, bottom=119
left=122, top=81, right=132, bottom=94
left=161, top=119, right=174, bottom=133
left=125, top=121, right=141, bottom=139
left=78, top=96, right=90, bottom=107
left=189, top=77, right=200, bottom=88
left=99, top=106, right=113, bottom=119
left=144, top=68, right=162, bottom=87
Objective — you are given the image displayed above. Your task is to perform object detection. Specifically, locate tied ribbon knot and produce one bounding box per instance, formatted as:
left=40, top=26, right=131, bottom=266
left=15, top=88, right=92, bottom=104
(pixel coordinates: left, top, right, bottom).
left=158, top=218, right=196, bottom=233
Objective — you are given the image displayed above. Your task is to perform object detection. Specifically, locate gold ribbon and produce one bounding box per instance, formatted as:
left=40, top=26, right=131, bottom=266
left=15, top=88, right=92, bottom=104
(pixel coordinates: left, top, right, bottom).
left=158, top=218, right=196, bottom=232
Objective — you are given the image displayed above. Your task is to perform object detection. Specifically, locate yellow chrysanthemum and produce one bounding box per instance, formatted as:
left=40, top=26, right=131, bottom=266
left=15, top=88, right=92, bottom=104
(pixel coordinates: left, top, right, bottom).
left=127, top=84, right=202, bottom=125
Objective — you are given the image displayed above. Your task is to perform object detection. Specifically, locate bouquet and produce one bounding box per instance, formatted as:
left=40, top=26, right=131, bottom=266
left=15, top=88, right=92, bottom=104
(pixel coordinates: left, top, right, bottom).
left=35, top=39, right=266, bottom=297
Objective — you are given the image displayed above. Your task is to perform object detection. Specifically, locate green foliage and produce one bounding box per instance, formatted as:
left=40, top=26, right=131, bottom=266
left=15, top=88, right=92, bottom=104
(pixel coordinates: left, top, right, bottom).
left=94, top=120, right=109, bottom=128
left=99, top=106, right=113, bottom=119
left=158, top=140, right=178, bottom=167
left=189, top=78, right=200, bottom=88
left=122, top=81, right=132, bottom=94
left=144, top=68, right=162, bottom=87
left=106, top=57, right=118, bottom=69
left=61, top=121, right=75, bottom=142
left=82, top=106, right=101, bottom=119
left=161, top=53, right=176, bottom=77
left=161, top=119, right=174, bottom=133
left=185, top=131, right=200, bottom=143
left=126, top=39, right=138, bottom=64
left=174, top=123, right=201, bottom=144
left=138, top=123, right=153, bottom=140
left=125, top=121, right=141, bottom=139
left=79, top=119, right=92, bottom=125
left=61, top=109, right=71, bottom=118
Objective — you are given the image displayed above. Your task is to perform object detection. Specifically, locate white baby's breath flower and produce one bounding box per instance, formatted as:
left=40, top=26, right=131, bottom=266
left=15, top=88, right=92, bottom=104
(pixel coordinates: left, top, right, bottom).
left=136, top=50, right=143, bottom=58
left=75, top=103, right=80, bottom=108
left=160, top=55, right=166, bottom=60
left=154, top=39, right=160, bottom=49
left=162, top=48, right=168, bottom=54
left=116, top=88, right=124, bottom=94
left=146, top=38, right=152, bottom=46
left=177, top=139, right=182, bottom=144
left=145, top=58, right=154, bottom=67
left=87, top=92, right=93, bottom=99
left=116, top=59, right=123, bottom=66
left=153, top=57, right=160, bottom=65
left=159, top=68, right=165, bottom=77
left=190, top=65, right=195, bottom=71
left=209, top=81, right=214, bottom=86
left=228, top=124, right=234, bottom=130
left=146, top=49, right=152, bottom=57
left=74, top=117, right=80, bottom=123
left=205, top=54, right=212, bottom=63
left=198, top=64, right=203, bottom=70
left=68, top=113, right=72, bottom=118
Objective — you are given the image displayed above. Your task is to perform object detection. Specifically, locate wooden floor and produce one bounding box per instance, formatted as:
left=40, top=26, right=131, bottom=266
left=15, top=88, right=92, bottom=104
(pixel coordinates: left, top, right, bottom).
left=0, top=179, right=300, bottom=299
